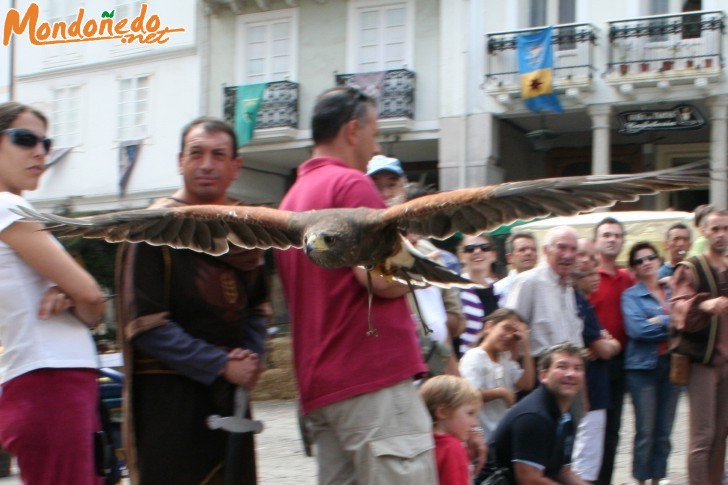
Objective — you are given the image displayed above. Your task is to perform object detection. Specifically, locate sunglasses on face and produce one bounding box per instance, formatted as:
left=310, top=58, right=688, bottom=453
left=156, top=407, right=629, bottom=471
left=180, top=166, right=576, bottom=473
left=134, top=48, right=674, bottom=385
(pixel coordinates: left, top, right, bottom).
left=463, top=243, right=494, bottom=253
left=632, top=253, right=659, bottom=266
left=0, top=129, right=52, bottom=153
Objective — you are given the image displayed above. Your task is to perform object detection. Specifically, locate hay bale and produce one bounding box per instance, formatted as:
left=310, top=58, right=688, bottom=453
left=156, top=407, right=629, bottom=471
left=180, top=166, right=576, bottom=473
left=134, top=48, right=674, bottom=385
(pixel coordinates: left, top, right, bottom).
left=251, top=368, right=297, bottom=401
left=267, top=336, right=293, bottom=370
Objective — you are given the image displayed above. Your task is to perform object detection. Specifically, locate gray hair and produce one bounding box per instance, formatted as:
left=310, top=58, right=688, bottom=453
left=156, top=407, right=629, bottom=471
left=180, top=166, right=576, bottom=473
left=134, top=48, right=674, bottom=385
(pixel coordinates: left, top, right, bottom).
left=543, top=226, right=577, bottom=248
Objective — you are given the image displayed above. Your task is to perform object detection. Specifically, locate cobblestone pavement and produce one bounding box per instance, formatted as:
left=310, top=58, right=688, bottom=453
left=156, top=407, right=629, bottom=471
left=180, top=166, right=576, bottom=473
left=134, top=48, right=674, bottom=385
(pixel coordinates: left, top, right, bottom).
left=256, top=400, right=317, bottom=484
left=612, top=389, right=689, bottom=485
left=255, top=393, right=691, bottom=485
left=0, top=391, right=695, bottom=484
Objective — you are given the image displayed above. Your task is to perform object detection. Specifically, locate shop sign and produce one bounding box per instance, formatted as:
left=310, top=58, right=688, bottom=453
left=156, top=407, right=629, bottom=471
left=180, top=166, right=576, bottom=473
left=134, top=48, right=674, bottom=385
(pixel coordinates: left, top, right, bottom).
left=618, top=105, right=705, bottom=135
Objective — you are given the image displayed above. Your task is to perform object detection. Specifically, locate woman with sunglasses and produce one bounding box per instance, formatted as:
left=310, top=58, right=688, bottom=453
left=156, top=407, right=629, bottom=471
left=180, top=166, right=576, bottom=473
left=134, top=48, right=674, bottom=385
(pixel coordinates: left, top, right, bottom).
left=0, top=102, right=105, bottom=484
left=457, top=234, right=500, bottom=356
left=621, top=241, right=680, bottom=485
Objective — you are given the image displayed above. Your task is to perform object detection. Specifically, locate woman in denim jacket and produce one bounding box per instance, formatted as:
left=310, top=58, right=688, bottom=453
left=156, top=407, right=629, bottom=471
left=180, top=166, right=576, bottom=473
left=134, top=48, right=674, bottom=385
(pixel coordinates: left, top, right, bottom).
left=621, top=241, right=680, bottom=485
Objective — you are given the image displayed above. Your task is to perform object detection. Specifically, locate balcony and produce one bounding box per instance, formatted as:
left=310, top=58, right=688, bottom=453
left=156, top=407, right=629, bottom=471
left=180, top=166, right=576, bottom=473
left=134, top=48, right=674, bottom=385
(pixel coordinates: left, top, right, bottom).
left=335, top=69, right=415, bottom=133
left=485, top=23, right=597, bottom=94
left=606, top=11, right=725, bottom=86
left=223, top=81, right=299, bottom=143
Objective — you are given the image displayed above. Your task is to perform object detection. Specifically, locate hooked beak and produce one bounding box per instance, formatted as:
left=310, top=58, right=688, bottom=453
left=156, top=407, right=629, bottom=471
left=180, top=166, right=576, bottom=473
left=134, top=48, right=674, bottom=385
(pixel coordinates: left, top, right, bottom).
left=305, top=235, right=328, bottom=255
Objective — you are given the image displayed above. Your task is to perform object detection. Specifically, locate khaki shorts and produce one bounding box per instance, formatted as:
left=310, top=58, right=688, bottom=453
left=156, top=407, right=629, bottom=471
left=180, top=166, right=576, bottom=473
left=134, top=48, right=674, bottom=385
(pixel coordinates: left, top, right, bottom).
left=306, top=379, right=437, bottom=485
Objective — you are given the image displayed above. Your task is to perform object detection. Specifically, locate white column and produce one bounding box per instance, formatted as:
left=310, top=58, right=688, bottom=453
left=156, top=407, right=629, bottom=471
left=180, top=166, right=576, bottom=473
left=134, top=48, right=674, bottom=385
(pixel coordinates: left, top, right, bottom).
left=708, top=95, right=728, bottom=209
left=438, top=0, right=468, bottom=190
left=588, top=104, right=611, bottom=175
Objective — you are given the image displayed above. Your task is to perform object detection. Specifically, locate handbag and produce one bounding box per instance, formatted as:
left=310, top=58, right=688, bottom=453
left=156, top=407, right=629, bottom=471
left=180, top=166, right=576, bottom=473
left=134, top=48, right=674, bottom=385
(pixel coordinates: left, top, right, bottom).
left=670, top=353, right=690, bottom=386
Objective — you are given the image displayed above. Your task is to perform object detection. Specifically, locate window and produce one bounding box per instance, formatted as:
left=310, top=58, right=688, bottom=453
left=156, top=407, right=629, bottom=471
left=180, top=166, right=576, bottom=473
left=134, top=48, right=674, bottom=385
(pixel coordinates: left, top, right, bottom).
left=51, top=86, right=82, bottom=148
left=681, top=0, right=702, bottom=40
left=557, top=0, right=576, bottom=51
left=646, top=0, right=703, bottom=49
left=350, top=1, right=412, bottom=72
left=649, top=0, right=670, bottom=14
left=644, top=0, right=701, bottom=15
left=528, top=0, right=575, bottom=27
left=118, top=76, right=149, bottom=141
left=47, top=0, right=78, bottom=23
left=108, top=1, right=146, bottom=56
left=646, top=0, right=670, bottom=42
left=529, top=0, right=547, bottom=27
left=237, top=9, right=297, bottom=84
left=113, top=0, right=144, bottom=21
left=527, top=0, right=576, bottom=50
left=43, top=0, right=82, bottom=66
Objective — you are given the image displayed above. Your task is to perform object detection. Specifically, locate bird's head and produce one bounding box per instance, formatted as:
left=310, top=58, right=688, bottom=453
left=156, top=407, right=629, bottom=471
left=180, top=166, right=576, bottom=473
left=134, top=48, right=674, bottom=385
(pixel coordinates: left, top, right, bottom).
left=301, top=213, right=365, bottom=269
left=304, top=230, right=349, bottom=269
left=305, top=232, right=337, bottom=254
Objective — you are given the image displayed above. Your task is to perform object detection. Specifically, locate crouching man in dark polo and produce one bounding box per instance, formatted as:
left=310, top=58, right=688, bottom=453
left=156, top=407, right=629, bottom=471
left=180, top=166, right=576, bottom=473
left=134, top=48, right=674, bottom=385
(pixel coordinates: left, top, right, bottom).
left=481, top=342, right=589, bottom=485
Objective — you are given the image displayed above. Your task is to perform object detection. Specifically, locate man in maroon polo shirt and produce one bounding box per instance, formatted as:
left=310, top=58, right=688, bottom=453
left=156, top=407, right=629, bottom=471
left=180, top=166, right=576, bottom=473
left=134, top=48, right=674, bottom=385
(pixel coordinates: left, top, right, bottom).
left=275, top=87, right=437, bottom=483
left=589, top=216, right=635, bottom=485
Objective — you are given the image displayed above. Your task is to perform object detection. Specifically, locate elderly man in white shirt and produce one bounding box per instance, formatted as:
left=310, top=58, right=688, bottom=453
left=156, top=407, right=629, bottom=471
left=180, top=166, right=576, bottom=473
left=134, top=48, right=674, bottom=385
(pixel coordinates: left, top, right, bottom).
left=504, top=226, right=584, bottom=357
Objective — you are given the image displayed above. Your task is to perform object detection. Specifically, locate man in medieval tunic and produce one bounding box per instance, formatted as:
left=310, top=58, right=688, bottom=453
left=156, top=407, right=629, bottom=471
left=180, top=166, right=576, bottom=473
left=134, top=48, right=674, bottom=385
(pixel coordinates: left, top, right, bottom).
left=117, top=117, right=270, bottom=484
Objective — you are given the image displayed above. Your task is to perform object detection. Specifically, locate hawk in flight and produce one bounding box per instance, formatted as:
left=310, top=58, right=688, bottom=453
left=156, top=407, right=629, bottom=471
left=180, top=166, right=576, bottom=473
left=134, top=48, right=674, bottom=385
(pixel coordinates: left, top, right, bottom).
left=15, top=162, right=708, bottom=288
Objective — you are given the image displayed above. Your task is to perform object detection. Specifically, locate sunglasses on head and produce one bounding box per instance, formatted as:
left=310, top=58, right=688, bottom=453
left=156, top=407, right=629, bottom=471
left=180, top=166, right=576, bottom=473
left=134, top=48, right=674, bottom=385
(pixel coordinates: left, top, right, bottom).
left=0, top=129, right=52, bottom=153
left=463, top=243, right=493, bottom=253
left=632, top=253, right=659, bottom=265
left=341, top=86, right=373, bottom=122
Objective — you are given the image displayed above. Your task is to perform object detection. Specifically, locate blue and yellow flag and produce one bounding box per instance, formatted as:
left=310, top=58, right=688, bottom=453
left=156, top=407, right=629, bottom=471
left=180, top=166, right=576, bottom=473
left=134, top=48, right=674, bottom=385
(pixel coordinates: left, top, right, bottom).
left=235, top=83, right=268, bottom=146
left=517, top=26, right=563, bottom=113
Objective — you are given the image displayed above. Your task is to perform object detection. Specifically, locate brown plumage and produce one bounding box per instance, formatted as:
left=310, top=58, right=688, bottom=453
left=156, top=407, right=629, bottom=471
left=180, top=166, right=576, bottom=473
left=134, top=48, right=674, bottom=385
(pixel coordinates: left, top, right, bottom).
left=14, top=161, right=709, bottom=288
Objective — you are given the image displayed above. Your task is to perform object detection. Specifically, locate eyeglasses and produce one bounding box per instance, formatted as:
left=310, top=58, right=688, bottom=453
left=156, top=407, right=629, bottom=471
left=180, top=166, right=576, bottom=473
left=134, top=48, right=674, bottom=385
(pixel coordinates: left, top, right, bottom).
left=632, top=254, right=659, bottom=266
left=0, top=129, right=52, bottom=153
left=463, top=243, right=494, bottom=253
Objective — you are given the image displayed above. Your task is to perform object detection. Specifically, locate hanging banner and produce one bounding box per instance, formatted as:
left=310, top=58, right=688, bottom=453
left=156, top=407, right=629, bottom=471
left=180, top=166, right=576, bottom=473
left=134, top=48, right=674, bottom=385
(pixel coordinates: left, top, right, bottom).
left=119, top=140, right=142, bottom=197
left=517, top=26, right=563, bottom=113
left=45, top=146, right=73, bottom=169
left=352, top=71, right=386, bottom=99
left=235, top=83, right=268, bottom=146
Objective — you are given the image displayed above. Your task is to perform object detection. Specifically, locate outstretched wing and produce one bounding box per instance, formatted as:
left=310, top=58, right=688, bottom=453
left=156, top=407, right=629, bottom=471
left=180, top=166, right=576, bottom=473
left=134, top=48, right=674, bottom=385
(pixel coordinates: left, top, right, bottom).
left=381, top=161, right=710, bottom=239
left=13, top=205, right=306, bottom=256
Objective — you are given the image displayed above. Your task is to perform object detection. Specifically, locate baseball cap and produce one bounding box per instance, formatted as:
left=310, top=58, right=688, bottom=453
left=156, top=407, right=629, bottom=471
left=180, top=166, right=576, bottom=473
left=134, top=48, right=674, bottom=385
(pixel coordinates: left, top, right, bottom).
left=366, top=155, right=404, bottom=177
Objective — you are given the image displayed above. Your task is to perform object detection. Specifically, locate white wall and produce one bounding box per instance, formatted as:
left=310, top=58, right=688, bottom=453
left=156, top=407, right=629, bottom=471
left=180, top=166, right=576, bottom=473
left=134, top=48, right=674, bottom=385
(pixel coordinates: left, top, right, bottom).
left=18, top=55, right=201, bottom=209
left=7, top=0, right=201, bottom=211
left=11, top=0, right=197, bottom=76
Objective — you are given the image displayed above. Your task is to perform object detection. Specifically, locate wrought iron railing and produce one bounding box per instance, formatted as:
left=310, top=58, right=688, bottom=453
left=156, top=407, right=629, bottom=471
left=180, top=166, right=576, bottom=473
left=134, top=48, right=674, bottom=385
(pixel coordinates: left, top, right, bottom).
left=335, top=69, right=415, bottom=119
left=607, top=11, right=725, bottom=75
left=223, top=81, right=299, bottom=131
left=485, top=23, right=597, bottom=89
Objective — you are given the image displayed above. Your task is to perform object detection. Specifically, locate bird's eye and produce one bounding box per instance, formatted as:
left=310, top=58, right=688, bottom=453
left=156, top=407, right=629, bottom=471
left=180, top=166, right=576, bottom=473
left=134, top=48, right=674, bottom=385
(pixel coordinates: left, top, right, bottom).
left=323, top=235, right=336, bottom=246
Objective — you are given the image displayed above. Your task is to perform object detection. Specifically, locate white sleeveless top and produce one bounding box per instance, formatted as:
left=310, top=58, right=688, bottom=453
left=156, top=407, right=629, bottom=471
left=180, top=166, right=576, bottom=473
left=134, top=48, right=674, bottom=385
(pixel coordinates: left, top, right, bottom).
left=0, top=192, right=97, bottom=383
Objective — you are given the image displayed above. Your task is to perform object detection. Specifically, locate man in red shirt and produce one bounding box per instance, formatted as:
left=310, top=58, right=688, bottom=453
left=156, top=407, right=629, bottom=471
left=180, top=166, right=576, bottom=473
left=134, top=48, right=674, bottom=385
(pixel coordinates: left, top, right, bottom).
left=589, top=216, right=635, bottom=485
left=275, top=87, right=437, bottom=483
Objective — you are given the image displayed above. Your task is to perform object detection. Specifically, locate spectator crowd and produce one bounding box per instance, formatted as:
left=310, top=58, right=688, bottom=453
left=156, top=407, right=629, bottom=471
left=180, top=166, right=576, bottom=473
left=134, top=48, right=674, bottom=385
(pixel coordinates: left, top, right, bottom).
left=365, top=150, right=719, bottom=485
